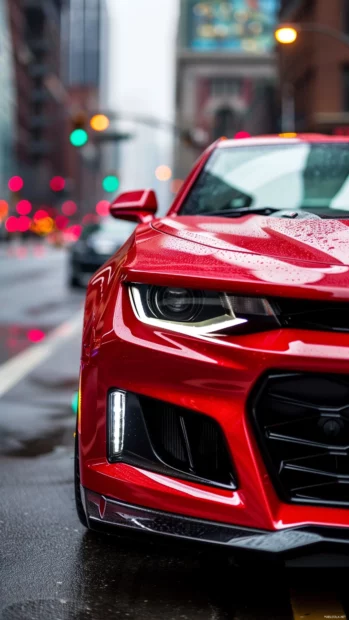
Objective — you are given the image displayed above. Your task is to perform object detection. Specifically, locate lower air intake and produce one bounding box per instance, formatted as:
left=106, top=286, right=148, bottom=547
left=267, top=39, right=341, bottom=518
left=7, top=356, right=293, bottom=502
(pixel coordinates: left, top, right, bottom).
left=139, top=396, right=235, bottom=488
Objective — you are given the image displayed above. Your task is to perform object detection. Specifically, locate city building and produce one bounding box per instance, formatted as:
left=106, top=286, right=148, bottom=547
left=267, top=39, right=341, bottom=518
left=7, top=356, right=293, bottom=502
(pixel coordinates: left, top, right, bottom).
left=174, top=0, right=280, bottom=178
left=61, top=0, right=109, bottom=218
left=8, top=0, right=68, bottom=208
left=0, top=0, right=15, bottom=199
left=279, top=0, right=349, bottom=134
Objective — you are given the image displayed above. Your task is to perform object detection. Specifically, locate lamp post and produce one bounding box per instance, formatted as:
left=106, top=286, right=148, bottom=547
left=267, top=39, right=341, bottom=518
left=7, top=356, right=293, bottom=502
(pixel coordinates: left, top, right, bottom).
left=275, top=23, right=349, bottom=133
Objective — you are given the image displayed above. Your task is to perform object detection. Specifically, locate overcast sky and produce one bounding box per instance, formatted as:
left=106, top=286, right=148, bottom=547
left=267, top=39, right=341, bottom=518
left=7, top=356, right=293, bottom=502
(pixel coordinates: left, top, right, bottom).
left=106, top=0, right=179, bottom=207
left=107, top=0, right=179, bottom=119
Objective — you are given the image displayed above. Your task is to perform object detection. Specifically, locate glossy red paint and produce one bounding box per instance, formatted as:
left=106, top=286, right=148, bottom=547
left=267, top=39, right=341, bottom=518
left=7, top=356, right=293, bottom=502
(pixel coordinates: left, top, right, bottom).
left=79, top=135, right=349, bottom=541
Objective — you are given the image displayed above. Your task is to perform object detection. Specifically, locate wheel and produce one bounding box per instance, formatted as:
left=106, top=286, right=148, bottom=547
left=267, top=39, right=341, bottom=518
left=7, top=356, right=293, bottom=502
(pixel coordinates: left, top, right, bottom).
left=74, top=430, right=88, bottom=528
left=69, top=272, right=81, bottom=289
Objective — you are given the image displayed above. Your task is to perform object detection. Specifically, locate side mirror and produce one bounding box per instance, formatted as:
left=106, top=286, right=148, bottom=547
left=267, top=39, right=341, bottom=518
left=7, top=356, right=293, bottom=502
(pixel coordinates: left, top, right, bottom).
left=110, top=190, right=158, bottom=223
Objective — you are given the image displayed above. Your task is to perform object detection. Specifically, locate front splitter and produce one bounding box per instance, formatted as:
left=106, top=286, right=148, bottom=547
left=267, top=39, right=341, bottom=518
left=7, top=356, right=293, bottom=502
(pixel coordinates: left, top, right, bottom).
left=84, top=489, right=349, bottom=556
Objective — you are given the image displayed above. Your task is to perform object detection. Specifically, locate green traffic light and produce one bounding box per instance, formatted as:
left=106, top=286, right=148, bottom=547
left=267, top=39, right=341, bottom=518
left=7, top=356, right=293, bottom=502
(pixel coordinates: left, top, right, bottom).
left=70, top=129, right=88, bottom=147
left=102, top=175, right=120, bottom=193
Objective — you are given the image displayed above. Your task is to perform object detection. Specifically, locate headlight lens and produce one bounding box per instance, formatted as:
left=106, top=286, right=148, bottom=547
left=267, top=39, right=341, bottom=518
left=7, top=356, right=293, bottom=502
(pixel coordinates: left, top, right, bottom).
left=129, top=284, right=279, bottom=335
left=147, top=286, right=203, bottom=322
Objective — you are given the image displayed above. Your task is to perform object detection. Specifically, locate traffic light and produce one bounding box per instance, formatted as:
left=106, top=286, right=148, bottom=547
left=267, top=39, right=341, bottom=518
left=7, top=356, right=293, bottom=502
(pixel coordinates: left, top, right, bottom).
left=90, top=114, right=110, bottom=132
left=102, top=175, right=120, bottom=193
left=70, top=112, right=89, bottom=147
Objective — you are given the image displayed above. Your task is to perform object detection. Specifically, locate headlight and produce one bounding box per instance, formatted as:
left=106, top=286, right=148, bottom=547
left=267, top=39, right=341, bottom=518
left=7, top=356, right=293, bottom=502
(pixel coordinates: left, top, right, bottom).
left=147, top=286, right=203, bottom=322
left=129, top=284, right=279, bottom=336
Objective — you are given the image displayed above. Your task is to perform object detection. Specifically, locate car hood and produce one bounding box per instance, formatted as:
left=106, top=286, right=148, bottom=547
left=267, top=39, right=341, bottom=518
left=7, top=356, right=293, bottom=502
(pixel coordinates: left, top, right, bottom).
left=152, top=215, right=349, bottom=266
left=117, top=215, right=349, bottom=300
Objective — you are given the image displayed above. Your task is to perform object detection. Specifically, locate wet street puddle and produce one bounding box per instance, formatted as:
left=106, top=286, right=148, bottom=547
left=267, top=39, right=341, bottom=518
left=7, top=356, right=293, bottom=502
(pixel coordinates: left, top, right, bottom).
left=0, top=324, right=54, bottom=365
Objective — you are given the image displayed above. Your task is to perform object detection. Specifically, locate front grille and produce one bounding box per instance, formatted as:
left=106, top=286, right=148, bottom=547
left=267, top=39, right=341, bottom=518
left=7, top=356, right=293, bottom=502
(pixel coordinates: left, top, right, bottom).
left=251, top=372, right=349, bottom=507
left=273, top=297, right=349, bottom=332
left=140, top=397, right=234, bottom=487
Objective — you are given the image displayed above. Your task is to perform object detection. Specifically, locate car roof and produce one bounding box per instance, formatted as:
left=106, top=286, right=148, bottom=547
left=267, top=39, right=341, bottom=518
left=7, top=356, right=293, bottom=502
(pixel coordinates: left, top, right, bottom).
left=217, top=134, right=349, bottom=149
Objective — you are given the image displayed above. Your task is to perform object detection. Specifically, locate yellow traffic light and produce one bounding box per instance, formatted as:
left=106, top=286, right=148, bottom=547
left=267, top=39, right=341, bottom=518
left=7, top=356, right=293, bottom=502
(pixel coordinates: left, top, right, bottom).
left=275, top=26, right=298, bottom=45
left=90, top=114, right=110, bottom=132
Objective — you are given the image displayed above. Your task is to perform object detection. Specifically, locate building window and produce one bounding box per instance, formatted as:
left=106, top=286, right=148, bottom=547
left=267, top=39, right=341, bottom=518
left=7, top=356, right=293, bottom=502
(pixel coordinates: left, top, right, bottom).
left=210, top=78, right=242, bottom=97
left=68, top=0, right=101, bottom=86
left=343, top=66, right=349, bottom=111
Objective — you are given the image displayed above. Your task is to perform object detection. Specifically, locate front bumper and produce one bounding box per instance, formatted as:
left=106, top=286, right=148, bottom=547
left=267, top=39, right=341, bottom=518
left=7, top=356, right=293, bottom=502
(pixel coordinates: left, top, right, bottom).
left=80, top=282, right=349, bottom=537
left=84, top=489, right=349, bottom=557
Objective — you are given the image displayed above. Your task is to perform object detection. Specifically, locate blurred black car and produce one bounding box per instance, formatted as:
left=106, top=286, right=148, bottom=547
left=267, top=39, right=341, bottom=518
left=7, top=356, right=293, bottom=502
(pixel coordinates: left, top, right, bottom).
left=68, top=218, right=136, bottom=288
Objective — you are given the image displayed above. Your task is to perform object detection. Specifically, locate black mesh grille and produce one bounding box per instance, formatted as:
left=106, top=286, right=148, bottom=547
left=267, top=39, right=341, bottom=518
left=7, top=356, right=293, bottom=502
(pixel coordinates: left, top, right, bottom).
left=274, top=298, right=349, bottom=332
left=251, top=372, right=349, bottom=507
left=139, top=397, right=234, bottom=487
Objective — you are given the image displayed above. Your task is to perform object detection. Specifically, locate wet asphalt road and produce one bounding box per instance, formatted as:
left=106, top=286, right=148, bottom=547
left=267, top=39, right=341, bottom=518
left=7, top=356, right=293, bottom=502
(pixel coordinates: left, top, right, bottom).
left=1, top=244, right=349, bottom=620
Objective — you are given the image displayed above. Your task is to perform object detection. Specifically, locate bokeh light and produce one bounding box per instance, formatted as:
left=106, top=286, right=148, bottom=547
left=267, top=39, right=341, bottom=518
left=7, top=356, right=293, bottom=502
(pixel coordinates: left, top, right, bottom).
left=31, top=216, right=54, bottom=235
left=34, top=209, right=49, bottom=221
left=27, top=329, right=46, bottom=343
left=275, top=26, right=298, bottom=45
left=0, top=200, right=9, bottom=219
left=16, top=200, right=32, bottom=215
left=234, top=131, right=251, bottom=139
left=5, top=216, right=18, bottom=233
left=70, top=128, right=88, bottom=147
left=68, top=224, right=82, bottom=239
left=8, top=176, right=24, bottom=192
left=155, top=165, right=172, bottom=182
left=17, top=216, right=31, bottom=232
left=96, top=200, right=110, bottom=217
left=102, top=175, right=120, bottom=193
left=82, top=213, right=99, bottom=225
left=62, top=200, right=77, bottom=216
left=50, top=176, right=65, bottom=192
left=71, top=391, right=79, bottom=415
left=90, top=114, right=110, bottom=132
left=55, top=215, right=69, bottom=230
left=279, top=132, right=298, bottom=138
left=171, top=179, right=184, bottom=194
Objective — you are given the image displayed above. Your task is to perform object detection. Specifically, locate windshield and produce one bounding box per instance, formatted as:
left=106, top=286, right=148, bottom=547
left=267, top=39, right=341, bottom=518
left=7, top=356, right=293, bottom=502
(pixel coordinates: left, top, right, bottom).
left=180, top=143, right=349, bottom=218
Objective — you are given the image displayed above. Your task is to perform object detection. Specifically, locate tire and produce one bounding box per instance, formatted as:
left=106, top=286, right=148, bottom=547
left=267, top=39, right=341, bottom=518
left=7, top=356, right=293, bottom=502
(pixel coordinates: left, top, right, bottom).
left=69, top=272, right=81, bottom=289
left=74, top=430, right=88, bottom=528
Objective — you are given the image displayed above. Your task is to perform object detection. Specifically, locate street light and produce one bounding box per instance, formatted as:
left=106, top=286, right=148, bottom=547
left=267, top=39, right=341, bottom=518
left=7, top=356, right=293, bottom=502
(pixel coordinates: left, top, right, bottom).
left=275, top=26, right=298, bottom=45
left=275, top=22, right=349, bottom=132
left=275, top=22, right=349, bottom=47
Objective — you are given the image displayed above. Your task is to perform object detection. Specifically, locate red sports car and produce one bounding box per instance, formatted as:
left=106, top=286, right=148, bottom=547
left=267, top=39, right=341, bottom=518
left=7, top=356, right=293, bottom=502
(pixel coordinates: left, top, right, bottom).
left=76, top=135, right=349, bottom=559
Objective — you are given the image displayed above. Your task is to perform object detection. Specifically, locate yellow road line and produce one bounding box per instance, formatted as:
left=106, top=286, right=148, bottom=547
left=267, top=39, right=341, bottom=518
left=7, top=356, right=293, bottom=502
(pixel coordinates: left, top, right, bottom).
left=291, top=588, right=347, bottom=620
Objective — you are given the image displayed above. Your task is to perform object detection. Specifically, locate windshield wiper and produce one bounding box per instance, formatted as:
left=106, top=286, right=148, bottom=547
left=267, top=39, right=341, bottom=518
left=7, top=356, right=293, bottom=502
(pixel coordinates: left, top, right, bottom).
left=203, top=206, right=280, bottom=218
left=203, top=207, right=322, bottom=220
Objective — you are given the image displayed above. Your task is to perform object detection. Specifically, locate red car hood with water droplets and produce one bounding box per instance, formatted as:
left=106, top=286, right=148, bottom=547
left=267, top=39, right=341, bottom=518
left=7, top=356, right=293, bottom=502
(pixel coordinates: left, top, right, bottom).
left=152, top=215, right=349, bottom=266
